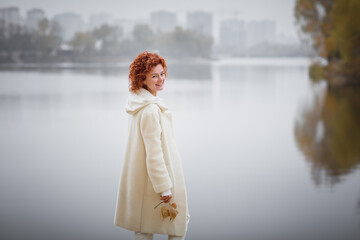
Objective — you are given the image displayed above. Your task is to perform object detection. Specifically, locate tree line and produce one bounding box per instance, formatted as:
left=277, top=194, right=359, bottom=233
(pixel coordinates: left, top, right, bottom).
left=69, top=24, right=212, bottom=60
left=0, top=19, right=213, bottom=63
left=0, top=18, right=61, bottom=62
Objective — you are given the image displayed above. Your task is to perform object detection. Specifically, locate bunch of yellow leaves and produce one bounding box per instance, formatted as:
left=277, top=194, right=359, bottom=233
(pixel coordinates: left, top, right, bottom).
left=154, top=202, right=178, bottom=221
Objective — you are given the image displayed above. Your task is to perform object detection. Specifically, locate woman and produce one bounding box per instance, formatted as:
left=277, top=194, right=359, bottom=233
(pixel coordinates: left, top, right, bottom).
left=114, top=51, right=189, bottom=240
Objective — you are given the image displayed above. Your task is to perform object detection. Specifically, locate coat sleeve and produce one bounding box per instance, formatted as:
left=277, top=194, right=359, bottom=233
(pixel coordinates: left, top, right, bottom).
left=140, top=104, right=173, bottom=194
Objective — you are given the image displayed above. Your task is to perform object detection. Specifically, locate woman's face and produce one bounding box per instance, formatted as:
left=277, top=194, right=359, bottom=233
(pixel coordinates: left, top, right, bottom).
left=144, top=64, right=165, bottom=96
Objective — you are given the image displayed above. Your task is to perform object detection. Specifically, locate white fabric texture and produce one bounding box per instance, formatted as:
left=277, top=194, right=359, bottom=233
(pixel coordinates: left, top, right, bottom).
left=134, top=232, right=185, bottom=240
left=161, top=189, right=172, bottom=196
left=134, top=214, right=190, bottom=240
left=114, top=88, right=189, bottom=236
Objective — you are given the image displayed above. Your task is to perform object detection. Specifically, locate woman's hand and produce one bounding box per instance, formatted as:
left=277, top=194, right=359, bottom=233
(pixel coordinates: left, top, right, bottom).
left=160, top=194, right=172, bottom=203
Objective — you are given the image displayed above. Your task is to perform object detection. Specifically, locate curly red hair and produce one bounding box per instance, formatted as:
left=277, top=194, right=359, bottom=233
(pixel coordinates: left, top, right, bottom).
left=129, top=51, right=167, bottom=93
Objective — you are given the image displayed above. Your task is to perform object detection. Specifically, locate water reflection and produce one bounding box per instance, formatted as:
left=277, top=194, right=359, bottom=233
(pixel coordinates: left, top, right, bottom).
left=0, top=62, right=212, bottom=79
left=0, top=93, right=122, bottom=118
left=294, top=83, right=360, bottom=186
left=167, top=63, right=212, bottom=80
left=0, top=65, right=130, bottom=76
left=1, top=60, right=360, bottom=240
left=218, top=65, right=276, bottom=83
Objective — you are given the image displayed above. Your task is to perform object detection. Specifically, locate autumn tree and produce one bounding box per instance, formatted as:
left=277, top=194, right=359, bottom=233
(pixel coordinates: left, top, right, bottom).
left=295, top=0, right=360, bottom=85
left=330, top=0, right=360, bottom=80
left=295, top=0, right=337, bottom=60
left=33, top=18, right=61, bottom=55
left=69, top=31, right=95, bottom=58
left=93, top=24, right=122, bottom=56
left=132, top=24, right=155, bottom=53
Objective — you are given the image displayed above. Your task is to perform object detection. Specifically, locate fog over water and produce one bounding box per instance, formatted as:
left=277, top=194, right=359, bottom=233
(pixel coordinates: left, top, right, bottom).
left=0, top=58, right=359, bottom=240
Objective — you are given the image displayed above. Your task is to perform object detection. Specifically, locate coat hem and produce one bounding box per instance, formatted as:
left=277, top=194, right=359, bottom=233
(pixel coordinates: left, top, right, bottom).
left=114, top=223, right=185, bottom=237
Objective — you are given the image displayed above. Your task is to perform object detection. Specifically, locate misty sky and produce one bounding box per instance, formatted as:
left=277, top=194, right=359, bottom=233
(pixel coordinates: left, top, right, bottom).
left=0, top=0, right=299, bottom=38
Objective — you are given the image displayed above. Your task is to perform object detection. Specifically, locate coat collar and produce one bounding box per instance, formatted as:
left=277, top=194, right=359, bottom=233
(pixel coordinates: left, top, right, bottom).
left=126, top=88, right=168, bottom=115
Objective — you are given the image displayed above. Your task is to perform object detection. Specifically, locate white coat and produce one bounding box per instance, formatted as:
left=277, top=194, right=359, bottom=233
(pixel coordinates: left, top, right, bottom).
left=114, top=88, right=189, bottom=237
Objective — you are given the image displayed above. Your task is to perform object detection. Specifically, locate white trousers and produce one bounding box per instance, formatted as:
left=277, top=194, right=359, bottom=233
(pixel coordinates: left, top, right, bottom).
left=134, top=232, right=184, bottom=240
left=134, top=214, right=190, bottom=240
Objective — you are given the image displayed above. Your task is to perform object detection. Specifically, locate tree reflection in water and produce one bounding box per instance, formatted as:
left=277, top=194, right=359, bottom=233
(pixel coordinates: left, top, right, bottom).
left=294, top=83, right=360, bottom=186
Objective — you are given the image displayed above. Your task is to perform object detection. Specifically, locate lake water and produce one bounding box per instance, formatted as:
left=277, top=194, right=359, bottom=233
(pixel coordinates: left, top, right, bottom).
left=0, top=58, right=359, bottom=240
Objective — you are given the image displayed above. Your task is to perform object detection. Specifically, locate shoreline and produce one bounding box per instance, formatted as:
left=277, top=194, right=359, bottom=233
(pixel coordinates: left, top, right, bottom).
left=0, top=57, right=312, bottom=70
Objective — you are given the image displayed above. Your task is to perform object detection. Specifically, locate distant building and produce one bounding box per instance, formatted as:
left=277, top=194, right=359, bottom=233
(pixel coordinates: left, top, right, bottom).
left=26, top=8, right=46, bottom=31
left=247, top=20, right=276, bottom=48
left=150, top=10, right=177, bottom=34
left=89, top=13, right=113, bottom=30
left=53, top=12, right=84, bottom=41
left=219, top=19, right=246, bottom=49
left=0, top=6, right=22, bottom=25
left=186, top=11, right=213, bottom=37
